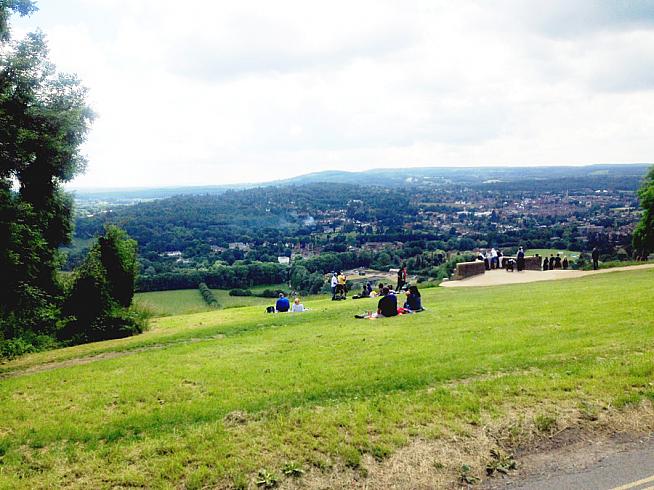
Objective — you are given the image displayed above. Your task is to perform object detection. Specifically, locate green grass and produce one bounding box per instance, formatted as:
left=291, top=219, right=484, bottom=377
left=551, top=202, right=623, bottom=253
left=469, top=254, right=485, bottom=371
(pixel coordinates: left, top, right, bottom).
left=134, top=285, right=293, bottom=316
left=526, top=248, right=580, bottom=261
left=1, top=268, right=653, bottom=488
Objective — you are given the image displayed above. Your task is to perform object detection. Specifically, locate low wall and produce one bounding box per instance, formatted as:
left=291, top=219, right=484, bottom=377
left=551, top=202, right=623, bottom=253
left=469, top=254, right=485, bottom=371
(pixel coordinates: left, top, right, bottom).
left=454, top=261, right=486, bottom=280
left=503, top=256, right=542, bottom=270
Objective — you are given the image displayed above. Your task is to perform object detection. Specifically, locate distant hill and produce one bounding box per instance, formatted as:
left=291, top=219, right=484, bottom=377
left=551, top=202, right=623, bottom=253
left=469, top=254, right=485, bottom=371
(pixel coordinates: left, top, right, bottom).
left=70, top=163, right=651, bottom=202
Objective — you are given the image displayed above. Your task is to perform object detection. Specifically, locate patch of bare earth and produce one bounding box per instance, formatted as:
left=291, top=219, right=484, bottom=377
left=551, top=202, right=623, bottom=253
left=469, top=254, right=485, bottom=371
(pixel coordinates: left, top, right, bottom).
left=282, top=401, right=654, bottom=489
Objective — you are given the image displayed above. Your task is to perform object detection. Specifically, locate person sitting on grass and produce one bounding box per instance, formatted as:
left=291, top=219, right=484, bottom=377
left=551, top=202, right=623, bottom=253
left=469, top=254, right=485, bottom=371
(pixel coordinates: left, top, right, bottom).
left=403, top=285, right=424, bottom=312
left=291, top=297, right=306, bottom=312
left=275, top=293, right=290, bottom=312
left=355, top=287, right=400, bottom=319
left=377, top=287, right=398, bottom=317
left=352, top=282, right=373, bottom=299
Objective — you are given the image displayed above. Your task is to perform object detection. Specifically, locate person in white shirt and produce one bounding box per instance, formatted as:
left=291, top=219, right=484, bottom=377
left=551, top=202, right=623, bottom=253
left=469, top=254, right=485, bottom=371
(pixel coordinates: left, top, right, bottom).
left=291, top=297, right=306, bottom=312
left=330, top=272, right=338, bottom=300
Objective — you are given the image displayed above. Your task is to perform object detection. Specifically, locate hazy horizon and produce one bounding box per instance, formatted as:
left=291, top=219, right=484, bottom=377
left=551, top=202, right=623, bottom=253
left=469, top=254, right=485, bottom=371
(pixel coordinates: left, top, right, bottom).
left=13, top=1, right=654, bottom=188
left=64, top=162, right=651, bottom=191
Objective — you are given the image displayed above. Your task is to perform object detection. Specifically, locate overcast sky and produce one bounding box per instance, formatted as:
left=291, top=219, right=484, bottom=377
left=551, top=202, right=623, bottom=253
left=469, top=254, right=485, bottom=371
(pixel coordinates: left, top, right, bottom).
left=11, top=0, right=654, bottom=188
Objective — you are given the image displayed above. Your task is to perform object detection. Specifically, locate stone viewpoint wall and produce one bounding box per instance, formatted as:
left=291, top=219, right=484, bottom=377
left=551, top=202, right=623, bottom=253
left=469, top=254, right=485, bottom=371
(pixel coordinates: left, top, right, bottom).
left=454, top=256, right=543, bottom=280
left=454, top=261, right=486, bottom=280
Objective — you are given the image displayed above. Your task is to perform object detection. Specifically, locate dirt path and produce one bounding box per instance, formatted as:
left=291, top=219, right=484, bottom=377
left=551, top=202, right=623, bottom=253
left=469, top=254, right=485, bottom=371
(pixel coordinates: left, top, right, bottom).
left=440, top=264, right=654, bottom=288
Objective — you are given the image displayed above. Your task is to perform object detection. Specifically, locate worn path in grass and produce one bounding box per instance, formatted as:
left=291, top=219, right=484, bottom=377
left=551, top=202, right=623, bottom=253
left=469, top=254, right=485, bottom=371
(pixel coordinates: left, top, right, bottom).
left=441, top=263, right=654, bottom=288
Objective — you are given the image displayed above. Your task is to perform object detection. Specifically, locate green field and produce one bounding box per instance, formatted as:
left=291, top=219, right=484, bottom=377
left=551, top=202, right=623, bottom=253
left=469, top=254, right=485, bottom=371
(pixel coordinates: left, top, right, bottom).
left=134, top=284, right=292, bottom=316
left=1, top=268, right=653, bottom=488
left=526, top=248, right=580, bottom=261
left=135, top=289, right=272, bottom=316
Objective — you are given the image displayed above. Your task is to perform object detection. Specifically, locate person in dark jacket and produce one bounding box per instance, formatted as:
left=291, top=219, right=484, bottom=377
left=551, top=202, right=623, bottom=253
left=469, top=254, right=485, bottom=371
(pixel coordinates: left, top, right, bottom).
left=516, top=247, right=525, bottom=272
left=377, top=287, right=398, bottom=317
left=543, top=256, right=549, bottom=271
left=403, top=285, right=423, bottom=312
left=592, top=247, right=600, bottom=270
left=275, top=293, right=290, bottom=312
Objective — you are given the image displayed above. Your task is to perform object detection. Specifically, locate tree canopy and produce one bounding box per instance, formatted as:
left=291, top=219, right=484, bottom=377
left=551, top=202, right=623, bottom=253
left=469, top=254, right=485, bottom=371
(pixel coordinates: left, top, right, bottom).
left=633, top=166, right=654, bottom=257
left=0, top=1, right=95, bottom=351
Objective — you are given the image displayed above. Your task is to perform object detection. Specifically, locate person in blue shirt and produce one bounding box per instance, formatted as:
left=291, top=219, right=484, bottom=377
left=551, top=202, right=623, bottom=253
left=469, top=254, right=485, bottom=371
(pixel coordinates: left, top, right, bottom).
left=275, top=293, right=290, bottom=312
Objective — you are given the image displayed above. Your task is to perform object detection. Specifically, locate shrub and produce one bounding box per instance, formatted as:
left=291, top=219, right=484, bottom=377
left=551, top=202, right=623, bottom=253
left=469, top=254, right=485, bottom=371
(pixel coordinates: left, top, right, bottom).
left=61, top=226, right=144, bottom=344
left=198, top=282, right=219, bottom=306
left=229, top=288, right=253, bottom=297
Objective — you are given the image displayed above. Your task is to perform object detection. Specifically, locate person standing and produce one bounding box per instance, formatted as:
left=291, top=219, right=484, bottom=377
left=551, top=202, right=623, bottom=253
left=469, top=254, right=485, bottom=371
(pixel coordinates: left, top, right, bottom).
left=396, top=265, right=407, bottom=291
left=517, top=247, right=525, bottom=272
left=543, top=256, right=549, bottom=271
left=592, top=247, right=600, bottom=270
left=337, top=271, right=347, bottom=297
left=330, top=272, right=338, bottom=300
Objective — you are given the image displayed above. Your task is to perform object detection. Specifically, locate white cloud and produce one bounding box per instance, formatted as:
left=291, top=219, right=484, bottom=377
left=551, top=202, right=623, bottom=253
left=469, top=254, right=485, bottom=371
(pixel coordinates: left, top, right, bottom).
left=9, top=0, right=654, bottom=187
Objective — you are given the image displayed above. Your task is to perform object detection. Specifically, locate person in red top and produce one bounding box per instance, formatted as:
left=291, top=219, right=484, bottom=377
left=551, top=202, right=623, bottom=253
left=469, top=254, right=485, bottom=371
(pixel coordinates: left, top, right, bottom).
left=396, top=265, right=407, bottom=291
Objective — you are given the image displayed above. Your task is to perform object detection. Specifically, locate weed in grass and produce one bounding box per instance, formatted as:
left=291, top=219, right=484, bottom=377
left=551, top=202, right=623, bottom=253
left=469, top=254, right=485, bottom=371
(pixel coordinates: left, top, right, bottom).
left=281, top=461, right=304, bottom=477
left=486, top=448, right=517, bottom=476
left=460, top=464, right=480, bottom=485
left=534, top=414, right=557, bottom=433
left=578, top=401, right=599, bottom=421
left=255, top=469, right=279, bottom=488
left=433, top=460, right=445, bottom=470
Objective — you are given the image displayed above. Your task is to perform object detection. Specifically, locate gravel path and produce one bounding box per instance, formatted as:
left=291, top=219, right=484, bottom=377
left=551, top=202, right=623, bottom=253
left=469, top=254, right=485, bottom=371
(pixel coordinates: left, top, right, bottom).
left=440, top=264, right=654, bottom=288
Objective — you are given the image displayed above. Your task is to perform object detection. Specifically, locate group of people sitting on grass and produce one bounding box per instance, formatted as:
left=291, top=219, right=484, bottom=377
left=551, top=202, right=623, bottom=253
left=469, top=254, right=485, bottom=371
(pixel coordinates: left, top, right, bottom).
left=355, top=284, right=424, bottom=319
left=269, top=293, right=307, bottom=313
left=269, top=281, right=425, bottom=319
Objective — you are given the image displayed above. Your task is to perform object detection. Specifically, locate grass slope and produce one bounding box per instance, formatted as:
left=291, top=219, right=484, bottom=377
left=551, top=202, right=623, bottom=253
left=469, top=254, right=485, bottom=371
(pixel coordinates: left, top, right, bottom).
left=1, top=269, right=653, bottom=488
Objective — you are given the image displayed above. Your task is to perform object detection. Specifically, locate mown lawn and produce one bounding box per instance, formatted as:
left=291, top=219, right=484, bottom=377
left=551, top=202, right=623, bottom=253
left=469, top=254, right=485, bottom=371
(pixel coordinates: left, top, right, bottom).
left=0, top=268, right=653, bottom=488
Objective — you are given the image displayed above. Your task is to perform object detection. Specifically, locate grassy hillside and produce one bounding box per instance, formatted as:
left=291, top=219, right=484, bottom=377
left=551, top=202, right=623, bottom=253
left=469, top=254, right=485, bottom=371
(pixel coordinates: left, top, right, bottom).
left=1, top=268, right=653, bottom=488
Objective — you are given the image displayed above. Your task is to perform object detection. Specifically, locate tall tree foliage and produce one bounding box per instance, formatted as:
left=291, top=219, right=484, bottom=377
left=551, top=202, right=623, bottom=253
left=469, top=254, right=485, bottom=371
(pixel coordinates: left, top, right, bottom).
left=633, top=166, right=654, bottom=258
left=0, top=2, right=93, bottom=340
left=61, top=226, right=145, bottom=343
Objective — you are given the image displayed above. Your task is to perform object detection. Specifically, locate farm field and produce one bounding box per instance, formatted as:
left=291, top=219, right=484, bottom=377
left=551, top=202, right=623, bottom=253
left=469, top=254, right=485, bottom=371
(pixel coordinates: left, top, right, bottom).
left=134, top=284, right=299, bottom=316
left=1, top=267, right=653, bottom=488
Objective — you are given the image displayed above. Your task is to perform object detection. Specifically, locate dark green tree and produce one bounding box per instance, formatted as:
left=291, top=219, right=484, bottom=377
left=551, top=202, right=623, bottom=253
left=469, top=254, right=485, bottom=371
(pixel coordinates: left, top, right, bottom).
left=633, top=166, right=654, bottom=258
left=61, top=226, right=145, bottom=343
left=0, top=2, right=93, bottom=342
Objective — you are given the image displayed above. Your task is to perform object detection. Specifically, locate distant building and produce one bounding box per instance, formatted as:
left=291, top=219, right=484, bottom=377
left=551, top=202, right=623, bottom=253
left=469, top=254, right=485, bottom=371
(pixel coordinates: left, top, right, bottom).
left=228, top=242, right=251, bottom=251
left=578, top=225, right=604, bottom=235
left=161, top=251, right=182, bottom=257
left=277, top=256, right=290, bottom=265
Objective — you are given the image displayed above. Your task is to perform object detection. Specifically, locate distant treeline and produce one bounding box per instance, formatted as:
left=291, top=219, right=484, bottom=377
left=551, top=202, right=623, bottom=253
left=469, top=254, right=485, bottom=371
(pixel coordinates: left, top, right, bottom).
left=137, top=261, right=288, bottom=292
